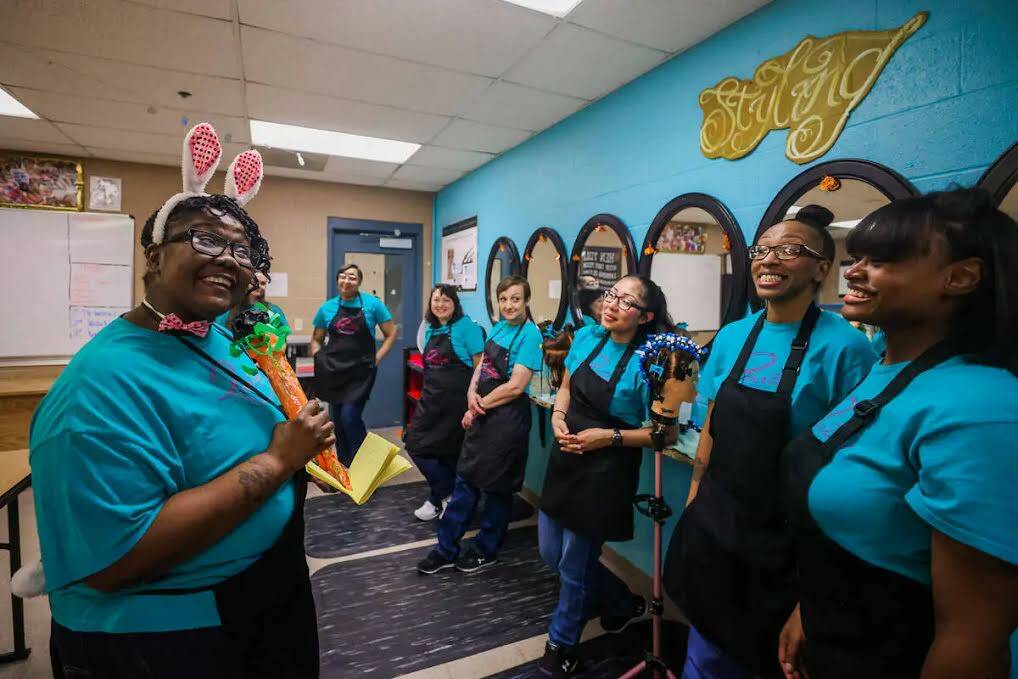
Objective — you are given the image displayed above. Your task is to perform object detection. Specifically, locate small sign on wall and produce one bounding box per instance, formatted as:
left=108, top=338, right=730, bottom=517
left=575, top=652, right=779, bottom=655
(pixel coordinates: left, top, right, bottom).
left=89, top=176, right=122, bottom=212
left=266, top=272, right=288, bottom=297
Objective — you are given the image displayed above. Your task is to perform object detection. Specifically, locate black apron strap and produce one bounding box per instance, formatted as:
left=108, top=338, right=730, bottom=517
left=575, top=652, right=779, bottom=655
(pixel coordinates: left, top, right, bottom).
left=727, top=313, right=767, bottom=382
left=820, top=341, right=957, bottom=458
left=776, top=304, right=821, bottom=394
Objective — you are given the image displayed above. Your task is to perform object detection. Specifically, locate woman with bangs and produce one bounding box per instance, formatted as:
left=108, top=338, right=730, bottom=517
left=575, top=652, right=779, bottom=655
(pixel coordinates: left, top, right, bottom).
left=778, top=187, right=1018, bottom=678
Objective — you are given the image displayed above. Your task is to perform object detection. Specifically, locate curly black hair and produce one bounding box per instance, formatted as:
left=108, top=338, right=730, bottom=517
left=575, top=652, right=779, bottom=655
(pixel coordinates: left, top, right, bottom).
left=140, top=195, right=271, bottom=282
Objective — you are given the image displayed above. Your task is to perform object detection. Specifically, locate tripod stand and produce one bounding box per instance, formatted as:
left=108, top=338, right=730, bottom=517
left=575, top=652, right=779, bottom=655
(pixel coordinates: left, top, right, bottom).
left=619, top=423, right=677, bottom=679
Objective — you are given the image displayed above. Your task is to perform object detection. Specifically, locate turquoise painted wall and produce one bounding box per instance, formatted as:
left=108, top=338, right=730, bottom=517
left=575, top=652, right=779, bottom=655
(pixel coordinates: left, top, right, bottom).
left=434, top=0, right=1018, bottom=576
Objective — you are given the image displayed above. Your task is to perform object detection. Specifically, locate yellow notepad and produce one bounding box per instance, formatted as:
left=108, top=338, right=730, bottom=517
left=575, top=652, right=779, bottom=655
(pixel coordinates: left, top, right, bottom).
left=306, top=432, right=413, bottom=505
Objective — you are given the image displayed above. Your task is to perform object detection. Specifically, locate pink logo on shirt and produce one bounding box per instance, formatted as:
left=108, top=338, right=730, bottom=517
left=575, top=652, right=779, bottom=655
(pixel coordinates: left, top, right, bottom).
left=425, top=348, right=450, bottom=369
left=814, top=396, right=859, bottom=440
left=333, top=316, right=357, bottom=335
left=741, top=351, right=780, bottom=387
left=479, top=354, right=500, bottom=380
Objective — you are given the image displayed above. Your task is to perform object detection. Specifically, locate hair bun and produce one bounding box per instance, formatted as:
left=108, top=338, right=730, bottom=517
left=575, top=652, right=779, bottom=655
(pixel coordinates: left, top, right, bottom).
left=795, top=204, right=835, bottom=229
left=933, top=186, right=995, bottom=222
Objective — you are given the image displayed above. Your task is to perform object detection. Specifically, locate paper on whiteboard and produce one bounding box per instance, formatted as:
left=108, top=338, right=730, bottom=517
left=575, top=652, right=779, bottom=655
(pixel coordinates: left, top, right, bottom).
left=70, top=263, right=133, bottom=307
left=70, top=307, right=129, bottom=340
left=549, top=279, right=562, bottom=299
left=69, top=213, right=134, bottom=265
left=266, top=272, right=288, bottom=297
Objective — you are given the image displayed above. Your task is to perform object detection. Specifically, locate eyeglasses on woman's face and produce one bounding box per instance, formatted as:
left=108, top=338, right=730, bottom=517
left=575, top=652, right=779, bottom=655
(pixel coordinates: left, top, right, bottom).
left=748, top=243, right=825, bottom=261
left=602, top=288, right=645, bottom=312
left=163, top=228, right=260, bottom=269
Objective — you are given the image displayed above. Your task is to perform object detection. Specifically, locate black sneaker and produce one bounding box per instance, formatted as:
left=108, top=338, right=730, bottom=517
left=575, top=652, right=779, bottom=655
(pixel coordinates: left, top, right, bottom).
left=539, top=640, right=580, bottom=677
left=416, top=549, right=455, bottom=575
left=454, top=545, right=498, bottom=573
left=599, top=595, right=648, bottom=634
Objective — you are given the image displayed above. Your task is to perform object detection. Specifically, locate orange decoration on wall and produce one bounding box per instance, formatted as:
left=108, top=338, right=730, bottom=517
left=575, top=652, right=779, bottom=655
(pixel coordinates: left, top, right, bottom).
left=819, top=175, right=842, bottom=191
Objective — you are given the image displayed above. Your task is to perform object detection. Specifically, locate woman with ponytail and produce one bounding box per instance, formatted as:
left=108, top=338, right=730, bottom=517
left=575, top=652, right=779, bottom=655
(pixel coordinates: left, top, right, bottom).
left=778, top=187, right=1018, bottom=678
left=536, top=274, right=678, bottom=676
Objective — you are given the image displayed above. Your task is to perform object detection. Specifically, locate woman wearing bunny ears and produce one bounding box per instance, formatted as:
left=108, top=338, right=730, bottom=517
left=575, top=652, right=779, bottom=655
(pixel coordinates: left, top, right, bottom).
left=30, top=124, right=332, bottom=677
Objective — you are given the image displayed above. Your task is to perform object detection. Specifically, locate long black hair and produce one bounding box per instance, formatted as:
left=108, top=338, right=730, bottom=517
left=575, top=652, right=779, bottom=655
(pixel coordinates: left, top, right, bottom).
left=141, top=194, right=271, bottom=285
left=622, top=274, right=676, bottom=344
left=847, top=186, right=1018, bottom=375
left=425, top=283, right=465, bottom=327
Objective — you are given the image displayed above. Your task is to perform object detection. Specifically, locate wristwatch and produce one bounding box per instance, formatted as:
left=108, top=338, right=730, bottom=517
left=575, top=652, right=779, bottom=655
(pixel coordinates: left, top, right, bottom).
left=611, top=428, right=623, bottom=447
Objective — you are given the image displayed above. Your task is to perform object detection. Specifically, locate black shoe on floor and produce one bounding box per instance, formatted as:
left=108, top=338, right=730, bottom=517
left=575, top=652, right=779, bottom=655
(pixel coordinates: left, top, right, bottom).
left=600, top=595, right=648, bottom=634
left=539, top=640, right=580, bottom=677
left=416, top=549, right=456, bottom=575
left=454, top=545, right=498, bottom=573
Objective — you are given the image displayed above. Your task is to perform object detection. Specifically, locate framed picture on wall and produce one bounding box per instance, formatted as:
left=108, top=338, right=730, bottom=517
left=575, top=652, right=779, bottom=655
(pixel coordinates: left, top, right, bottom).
left=0, top=153, right=83, bottom=211
left=441, top=216, right=478, bottom=291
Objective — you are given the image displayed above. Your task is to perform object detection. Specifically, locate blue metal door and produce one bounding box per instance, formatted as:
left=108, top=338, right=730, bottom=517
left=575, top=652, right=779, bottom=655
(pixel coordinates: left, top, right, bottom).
left=327, top=218, right=422, bottom=429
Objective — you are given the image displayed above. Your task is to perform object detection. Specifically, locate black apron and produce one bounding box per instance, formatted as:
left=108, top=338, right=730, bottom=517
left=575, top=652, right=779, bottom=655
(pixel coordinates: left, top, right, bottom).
left=540, top=334, right=642, bottom=543
left=457, top=324, right=532, bottom=493
left=663, top=304, right=821, bottom=678
left=404, top=328, right=474, bottom=459
left=313, top=294, right=377, bottom=404
left=780, top=343, right=955, bottom=679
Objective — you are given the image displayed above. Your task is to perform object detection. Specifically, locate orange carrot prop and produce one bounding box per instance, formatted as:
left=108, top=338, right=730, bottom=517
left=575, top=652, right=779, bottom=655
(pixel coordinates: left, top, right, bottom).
left=230, top=304, right=351, bottom=491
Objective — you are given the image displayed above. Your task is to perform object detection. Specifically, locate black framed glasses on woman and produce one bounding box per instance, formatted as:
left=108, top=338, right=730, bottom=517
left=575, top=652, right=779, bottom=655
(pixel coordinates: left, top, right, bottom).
left=748, top=243, right=825, bottom=261
left=163, top=228, right=261, bottom=269
left=602, top=288, right=645, bottom=312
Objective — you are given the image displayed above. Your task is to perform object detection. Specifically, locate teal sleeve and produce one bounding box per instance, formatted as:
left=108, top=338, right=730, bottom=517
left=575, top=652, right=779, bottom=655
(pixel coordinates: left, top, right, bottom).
left=463, top=320, right=485, bottom=357
left=830, top=336, right=879, bottom=404
left=312, top=302, right=329, bottom=329
left=32, top=431, right=179, bottom=591
left=372, top=296, right=393, bottom=324
left=514, top=324, right=545, bottom=373
left=905, top=422, right=1018, bottom=566
left=269, top=303, right=287, bottom=328
left=697, top=334, right=731, bottom=402
left=564, top=325, right=597, bottom=374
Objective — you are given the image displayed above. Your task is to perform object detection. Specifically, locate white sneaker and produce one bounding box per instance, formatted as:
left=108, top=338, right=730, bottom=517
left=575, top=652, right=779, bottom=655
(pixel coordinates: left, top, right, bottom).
left=440, top=496, right=451, bottom=518
left=414, top=500, right=441, bottom=521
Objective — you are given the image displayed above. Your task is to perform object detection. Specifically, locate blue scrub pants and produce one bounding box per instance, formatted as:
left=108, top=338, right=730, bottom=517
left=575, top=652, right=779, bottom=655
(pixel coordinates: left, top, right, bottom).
left=436, top=475, right=512, bottom=560
left=330, top=400, right=367, bottom=466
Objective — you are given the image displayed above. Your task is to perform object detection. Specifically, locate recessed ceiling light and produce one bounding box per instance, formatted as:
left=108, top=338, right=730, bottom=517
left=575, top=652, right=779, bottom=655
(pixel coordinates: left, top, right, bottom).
left=0, top=87, right=38, bottom=119
left=500, top=0, right=585, bottom=18
left=249, top=120, right=420, bottom=164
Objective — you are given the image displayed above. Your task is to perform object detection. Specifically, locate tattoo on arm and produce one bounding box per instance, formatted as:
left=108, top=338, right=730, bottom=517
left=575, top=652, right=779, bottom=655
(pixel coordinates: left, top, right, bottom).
left=237, top=458, right=275, bottom=503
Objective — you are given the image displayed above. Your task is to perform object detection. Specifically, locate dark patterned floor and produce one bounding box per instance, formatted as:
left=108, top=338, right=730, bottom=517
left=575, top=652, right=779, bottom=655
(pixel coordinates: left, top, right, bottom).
left=313, top=526, right=561, bottom=677
left=304, top=481, right=533, bottom=559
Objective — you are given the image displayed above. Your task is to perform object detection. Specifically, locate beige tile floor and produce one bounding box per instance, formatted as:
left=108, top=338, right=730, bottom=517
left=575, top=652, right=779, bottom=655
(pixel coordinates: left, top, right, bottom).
left=0, top=429, right=652, bottom=678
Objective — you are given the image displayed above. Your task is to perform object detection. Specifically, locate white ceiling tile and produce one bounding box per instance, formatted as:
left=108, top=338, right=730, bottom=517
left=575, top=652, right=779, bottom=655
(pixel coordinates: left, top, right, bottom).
left=246, top=84, right=450, bottom=144
left=0, top=0, right=241, bottom=78
left=505, top=24, right=667, bottom=100
left=568, top=0, right=770, bottom=53
left=406, top=146, right=494, bottom=172
left=322, top=155, right=399, bottom=180
left=9, top=89, right=250, bottom=143
left=265, top=165, right=386, bottom=187
left=129, top=0, right=233, bottom=20
left=0, top=137, right=89, bottom=158
left=0, top=44, right=246, bottom=116
left=59, top=125, right=250, bottom=160
left=460, top=82, right=587, bottom=131
left=82, top=147, right=179, bottom=167
left=238, top=0, right=555, bottom=78
left=241, top=27, right=493, bottom=117
left=431, top=120, right=533, bottom=154
left=384, top=179, right=442, bottom=193
left=392, top=165, right=465, bottom=184
left=0, top=117, right=77, bottom=144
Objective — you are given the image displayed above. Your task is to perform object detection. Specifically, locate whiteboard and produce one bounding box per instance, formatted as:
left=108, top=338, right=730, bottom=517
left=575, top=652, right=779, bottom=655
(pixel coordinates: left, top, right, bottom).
left=650, top=253, right=722, bottom=332
left=1, top=208, right=134, bottom=364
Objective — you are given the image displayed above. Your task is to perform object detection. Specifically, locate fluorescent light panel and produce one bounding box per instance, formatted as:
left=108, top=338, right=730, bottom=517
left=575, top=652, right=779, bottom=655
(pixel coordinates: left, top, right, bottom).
left=249, top=120, right=420, bottom=164
left=500, top=0, right=585, bottom=18
left=0, top=86, right=39, bottom=119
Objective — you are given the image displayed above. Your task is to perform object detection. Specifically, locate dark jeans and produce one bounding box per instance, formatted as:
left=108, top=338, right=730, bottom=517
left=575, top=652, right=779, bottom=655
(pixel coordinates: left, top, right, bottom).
left=411, top=455, right=457, bottom=506
left=50, top=619, right=229, bottom=679
left=330, top=400, right=367, bottom=466
left=436, top=475, right=512, bottom=560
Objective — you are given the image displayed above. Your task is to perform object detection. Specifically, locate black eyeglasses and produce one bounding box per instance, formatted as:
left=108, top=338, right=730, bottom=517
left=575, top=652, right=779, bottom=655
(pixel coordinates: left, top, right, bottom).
left=163, top=229, right=260, bottom=269
left=748, top=243, right=825, bottom=261
left=603, top=288, right=645, bottom=312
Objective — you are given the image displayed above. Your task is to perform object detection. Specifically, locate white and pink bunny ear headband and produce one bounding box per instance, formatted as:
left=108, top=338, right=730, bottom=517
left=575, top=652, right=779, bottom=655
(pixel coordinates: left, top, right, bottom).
left=149, top=122, right=264, bottom=244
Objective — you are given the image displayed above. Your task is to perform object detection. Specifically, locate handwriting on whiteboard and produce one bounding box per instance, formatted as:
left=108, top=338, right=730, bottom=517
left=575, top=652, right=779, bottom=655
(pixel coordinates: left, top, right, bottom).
left=69, top=307, right=128, bottom=340
left=69, top=263, right=132, bottom=307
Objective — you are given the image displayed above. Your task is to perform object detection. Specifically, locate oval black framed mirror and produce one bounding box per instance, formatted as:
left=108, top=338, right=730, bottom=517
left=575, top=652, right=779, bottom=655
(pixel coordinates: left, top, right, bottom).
left=639, top=193, right=748, bottom=346
left=484, top=237, right=522, bottom=323
left=978, top=141, right=1018, bottom=221
left=568, top=214, right=637, bottom=327
left=751, top=159, right=918, bottom=312
left=522, top=227, right=569, bottom=328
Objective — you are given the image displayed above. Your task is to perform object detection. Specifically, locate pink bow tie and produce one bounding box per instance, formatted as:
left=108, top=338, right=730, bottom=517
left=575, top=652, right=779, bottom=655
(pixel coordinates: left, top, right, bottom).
left=158, top=314, right=210, bottom=338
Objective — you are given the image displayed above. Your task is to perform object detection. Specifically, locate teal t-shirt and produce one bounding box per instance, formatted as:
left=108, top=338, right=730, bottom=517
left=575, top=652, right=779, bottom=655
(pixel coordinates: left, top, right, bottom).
left=214, top=302, right=287, bottom=331
left=313, top=293, right=392, bottom=333
left=30, top=318, right=293, bottom=633
left=808, top=356, right=1018, bottom=584
left=564, top=325, right=650, bottom=427
left=488, top=320, right=543, bottom=394
left=424, top=315, right=485, bottom=367
left=697, top=309, right=878, bottom=437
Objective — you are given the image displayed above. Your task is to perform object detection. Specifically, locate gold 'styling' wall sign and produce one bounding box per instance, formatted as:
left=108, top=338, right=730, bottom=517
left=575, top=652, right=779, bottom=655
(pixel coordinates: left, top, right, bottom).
left=699, top=12, right=927, bottom=164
